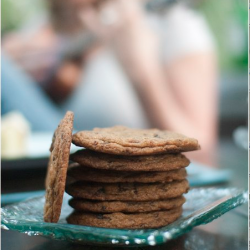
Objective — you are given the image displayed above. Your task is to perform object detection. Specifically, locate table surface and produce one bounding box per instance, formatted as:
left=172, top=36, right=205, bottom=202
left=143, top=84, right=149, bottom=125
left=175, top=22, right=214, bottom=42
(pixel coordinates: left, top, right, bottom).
left=1, top=137, right=248, bottom=250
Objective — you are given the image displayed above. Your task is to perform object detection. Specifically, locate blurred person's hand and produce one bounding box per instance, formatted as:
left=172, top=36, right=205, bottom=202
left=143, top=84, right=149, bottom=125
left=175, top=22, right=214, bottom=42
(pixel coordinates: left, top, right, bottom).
left=2, top=24, right=82, bottom=102
left=76, top=0, right=159, bottom=81
left=47, top=0, right=159, bottom=84
left=2, top=26, right=59, bottom=83
left=45, top=60, right=82, bottom=103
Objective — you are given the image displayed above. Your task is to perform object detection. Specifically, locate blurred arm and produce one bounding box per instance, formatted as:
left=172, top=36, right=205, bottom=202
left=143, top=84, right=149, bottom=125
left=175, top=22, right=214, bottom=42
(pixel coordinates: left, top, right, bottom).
left=2, top=25, right=59, bottom=83
left=128, top=52, right=218, bottom=165
left=110, top=2, right=218, bottom=165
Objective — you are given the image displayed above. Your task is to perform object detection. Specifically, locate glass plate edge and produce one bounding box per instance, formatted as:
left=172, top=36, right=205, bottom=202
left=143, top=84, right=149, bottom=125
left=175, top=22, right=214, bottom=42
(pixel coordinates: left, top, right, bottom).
left=1, top=188, right=247, bottom=246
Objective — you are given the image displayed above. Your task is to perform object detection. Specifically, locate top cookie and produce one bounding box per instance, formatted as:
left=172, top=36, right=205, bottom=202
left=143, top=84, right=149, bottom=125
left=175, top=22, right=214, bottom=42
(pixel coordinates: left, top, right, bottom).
left=44, top=111, right=74, bottom=223
left=72, top=126, right=200, bottom=155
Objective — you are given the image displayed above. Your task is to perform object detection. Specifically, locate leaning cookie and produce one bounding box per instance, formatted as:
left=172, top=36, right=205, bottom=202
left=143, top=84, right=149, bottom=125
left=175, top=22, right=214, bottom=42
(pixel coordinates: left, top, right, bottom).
left=65, top=179, right=189, bottom=201
left=72, top=126, right=200, bottom=155
left=67, top=163, right=187, bottom=183
left=67, top=208, right=182, bottom=229
left=70, top=150, right=190, bottom=171
left=69, top=196, right=186, bottom=213
left=44, top=111, right=74, bottom=223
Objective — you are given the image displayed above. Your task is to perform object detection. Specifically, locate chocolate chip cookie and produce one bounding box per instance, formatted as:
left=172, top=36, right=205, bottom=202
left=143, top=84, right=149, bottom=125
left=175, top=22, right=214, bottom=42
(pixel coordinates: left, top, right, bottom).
left=69, top=196, right=185, bottom=213
left=44, top=111, right=74, bottom=223
left=72, top=126, right=200, bottom=155
left=66, top=207, right=182, bottom=229
left=67, top=163, right=187, bottom=183
left=65, top=179, right=189, bottom=201
left=70, top=150, right=190, bottom=171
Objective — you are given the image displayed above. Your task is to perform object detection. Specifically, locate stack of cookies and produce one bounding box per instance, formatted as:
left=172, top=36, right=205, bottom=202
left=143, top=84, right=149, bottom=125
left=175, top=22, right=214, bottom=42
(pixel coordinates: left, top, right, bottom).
left=65, top=126, right=200, bottom=229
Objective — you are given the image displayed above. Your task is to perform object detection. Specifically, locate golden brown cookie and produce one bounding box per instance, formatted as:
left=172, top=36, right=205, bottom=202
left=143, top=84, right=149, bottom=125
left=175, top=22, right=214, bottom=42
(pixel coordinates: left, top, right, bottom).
left=69, top=196, right=186, bottom=213
left=65, top=179, right=189, bottom=201
left=72, top=126, right=200, bottom=155
left=67, top=208, right=182, bottom=229
left=67, top=163, right=187, bottom=183
left=44, top=111, right=74, bottom=223
left=70, top=150, right=190, bottom=171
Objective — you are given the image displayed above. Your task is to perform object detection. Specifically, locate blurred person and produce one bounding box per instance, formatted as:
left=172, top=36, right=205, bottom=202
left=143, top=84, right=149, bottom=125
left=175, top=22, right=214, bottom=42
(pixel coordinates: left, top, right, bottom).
left=1, top=0, right=218, bottom=165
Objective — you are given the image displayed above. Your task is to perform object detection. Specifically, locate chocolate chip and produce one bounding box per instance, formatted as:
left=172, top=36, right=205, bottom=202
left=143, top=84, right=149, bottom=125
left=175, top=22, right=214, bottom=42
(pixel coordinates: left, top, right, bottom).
left=97, top=214, right=104, bottom=219
left=118, top=183, right=130, bottom=192
left=133, top=184, right=138, bottom=195
left=153, top=133, right=162, bottom=138
left=95, top=187, right=105, bottom=195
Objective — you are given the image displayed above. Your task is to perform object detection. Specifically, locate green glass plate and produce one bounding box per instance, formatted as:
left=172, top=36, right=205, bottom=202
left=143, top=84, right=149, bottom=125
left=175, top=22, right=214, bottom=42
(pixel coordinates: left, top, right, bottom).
left=1, top=188, right=247, bottom=247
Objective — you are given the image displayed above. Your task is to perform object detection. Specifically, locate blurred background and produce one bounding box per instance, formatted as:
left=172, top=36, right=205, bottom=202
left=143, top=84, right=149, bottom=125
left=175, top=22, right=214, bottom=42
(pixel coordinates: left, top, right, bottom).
left=1, top=0, right=248, bottom=192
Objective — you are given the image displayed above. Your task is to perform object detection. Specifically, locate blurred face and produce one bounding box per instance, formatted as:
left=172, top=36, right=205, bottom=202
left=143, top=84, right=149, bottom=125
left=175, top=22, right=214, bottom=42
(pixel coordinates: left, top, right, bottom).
left=70, top=0, right=99, bottom=4
left=49, top=0, right=110, bottom=34
left=69, top=0, right=109, bottom=8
